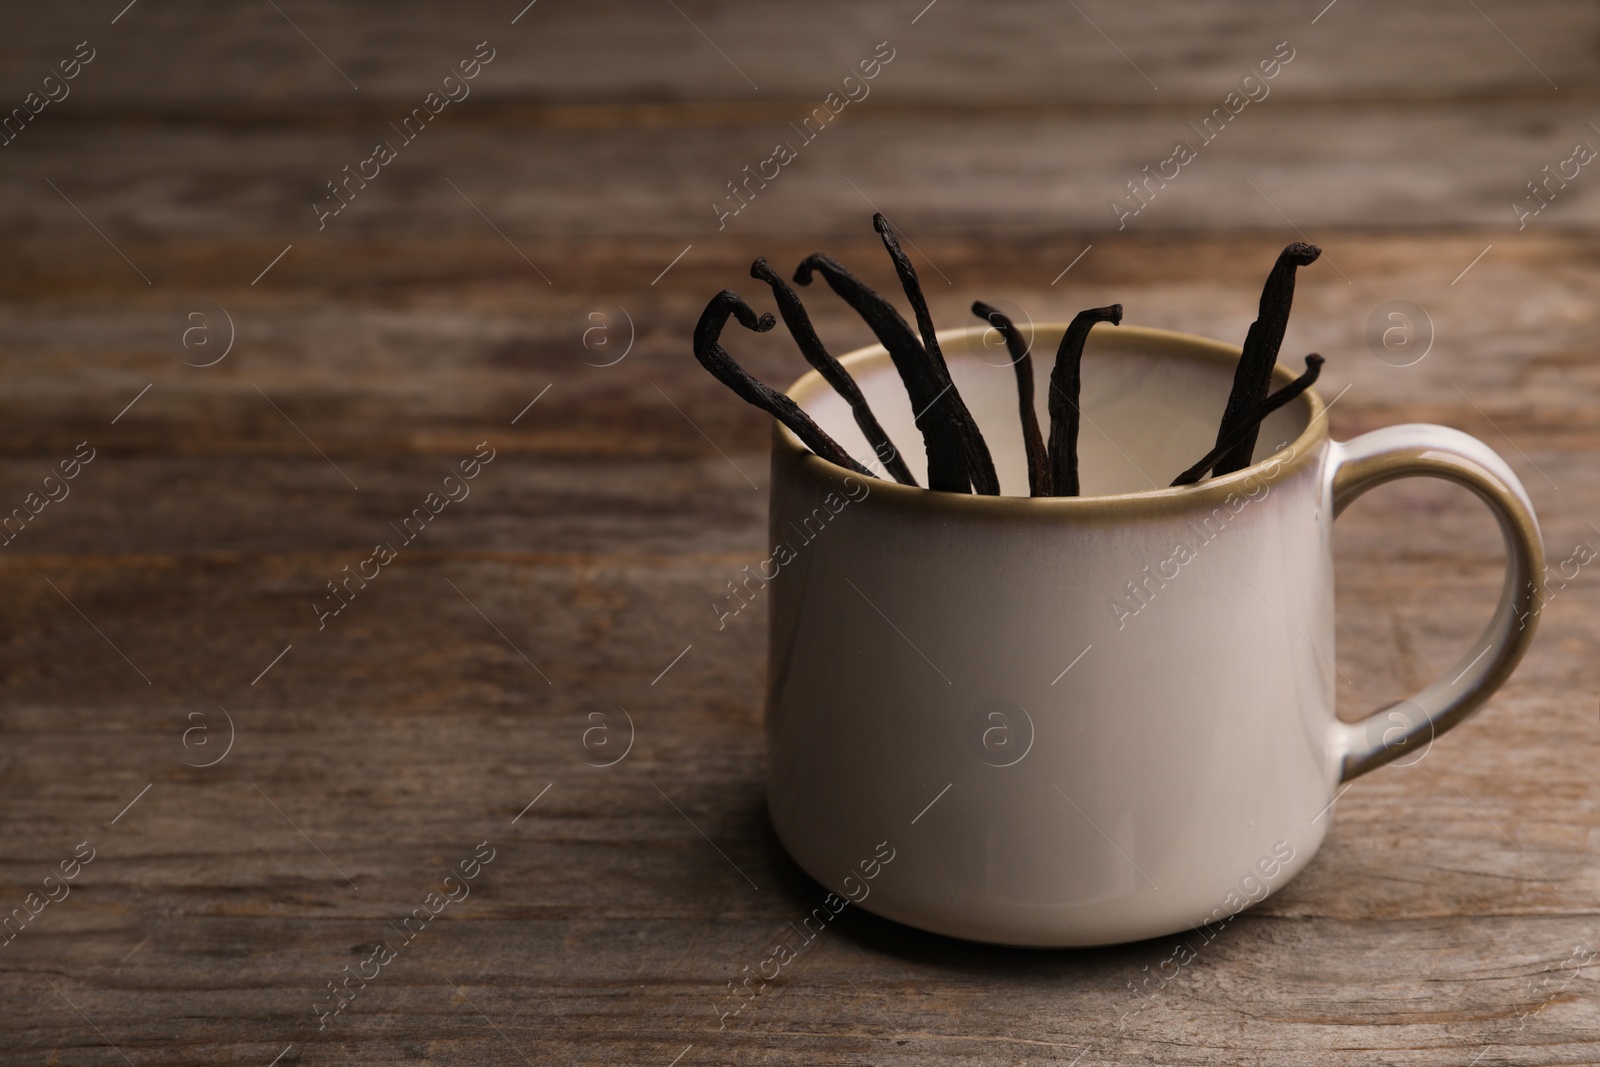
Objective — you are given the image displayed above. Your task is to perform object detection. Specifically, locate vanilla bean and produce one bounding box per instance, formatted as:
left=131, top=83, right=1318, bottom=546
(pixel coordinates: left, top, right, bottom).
left=692, top=289, right=872, bottom=477
left=1172, top=354, right=1324, bottom=486
left=750, top=258, right=916, bottom=487
left=872, top=214, right=1000, bottom=496
left=794, top=253, right=970, bottom=492
left=1046, top=304, right=1123, bottom=497
left=1212, top=242, right=1321, bottom=475
left=972, top=301, right=1048, bottom=496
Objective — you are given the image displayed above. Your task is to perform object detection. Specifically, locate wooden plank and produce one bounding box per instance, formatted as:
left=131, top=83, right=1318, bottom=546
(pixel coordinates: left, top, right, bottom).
left=0, top=0, right=1593, bottom=109
left=5, top=102, right=1600, bottom=257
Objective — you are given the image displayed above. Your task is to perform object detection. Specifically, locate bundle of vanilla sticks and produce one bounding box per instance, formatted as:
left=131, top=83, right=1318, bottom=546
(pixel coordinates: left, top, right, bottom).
left=692, top=214, right=1322, bottom=495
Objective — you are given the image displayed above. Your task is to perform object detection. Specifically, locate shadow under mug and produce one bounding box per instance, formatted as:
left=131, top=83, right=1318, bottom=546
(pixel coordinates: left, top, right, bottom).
left=764, top=324, right=1543, bottom=947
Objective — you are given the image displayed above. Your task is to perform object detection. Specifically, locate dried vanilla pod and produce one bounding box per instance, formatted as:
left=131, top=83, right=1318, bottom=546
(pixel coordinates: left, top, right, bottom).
left=972, top=301, right=1048, bottom=497
left=1046, top=305, right=1123, bottom=497
left=1172, top=354, right=1323, bottom=486
left=873, top=214, right=1000, bottom=495
left=750, top=257, right=916, bottom=486
left=794, top=253, right=970, bottom=492
left=1212, top=242, right=1321, bottom=474
left=692, top=289, right=872, bottom=477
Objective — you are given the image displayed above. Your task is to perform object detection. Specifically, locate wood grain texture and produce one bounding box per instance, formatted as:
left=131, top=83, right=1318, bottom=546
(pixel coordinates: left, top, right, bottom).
left=10, top=103, right=1600, bottom=244
left=5, top=0, right=1597, bottom=108
left=2, top=1, right=1599, bottom=1064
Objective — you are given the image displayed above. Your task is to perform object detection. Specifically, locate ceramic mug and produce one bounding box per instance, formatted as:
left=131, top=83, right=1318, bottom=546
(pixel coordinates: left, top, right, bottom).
left=763, top=323, right=1542, bottom=947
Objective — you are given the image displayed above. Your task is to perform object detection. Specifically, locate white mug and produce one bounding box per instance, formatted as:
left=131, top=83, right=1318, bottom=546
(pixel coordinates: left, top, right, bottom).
left=764, top=323, right=1542, bottom=946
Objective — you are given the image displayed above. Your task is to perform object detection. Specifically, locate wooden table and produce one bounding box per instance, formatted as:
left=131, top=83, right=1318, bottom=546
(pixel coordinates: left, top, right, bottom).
left=2, top=2, right=1598, bottom=1063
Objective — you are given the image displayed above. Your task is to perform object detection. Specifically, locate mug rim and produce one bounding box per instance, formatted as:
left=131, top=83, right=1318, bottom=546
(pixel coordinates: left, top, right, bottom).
left=775, top=323, right=1328, bottom=512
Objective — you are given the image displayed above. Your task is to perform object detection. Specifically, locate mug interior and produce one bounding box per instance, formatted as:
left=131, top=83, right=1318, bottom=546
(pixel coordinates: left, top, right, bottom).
left=791, top=324, right=1316, bottom=498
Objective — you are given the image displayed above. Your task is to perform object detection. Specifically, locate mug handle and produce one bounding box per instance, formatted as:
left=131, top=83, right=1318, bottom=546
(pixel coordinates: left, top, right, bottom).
left=1329, top=424, right=1544, bottom=781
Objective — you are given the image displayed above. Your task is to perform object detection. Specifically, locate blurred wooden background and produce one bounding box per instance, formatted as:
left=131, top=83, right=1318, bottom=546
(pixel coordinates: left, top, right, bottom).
left=0, top=1, right=1598, bottom=1064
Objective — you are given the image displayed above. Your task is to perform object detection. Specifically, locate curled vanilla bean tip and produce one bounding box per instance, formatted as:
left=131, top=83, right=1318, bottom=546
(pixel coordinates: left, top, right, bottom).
left=793, top=252, right=970, bottom=492
left=692, top=289, right=872, bottom=477
left=872, top=214, right=1000, bottom=495
left=1212, top=242, right=1322, bottom=475
left=1172, top=354, right=1324, bottom=487
left=972, top=300, right=1048, bottom=497
left=751, top=257, right=916, bottom=487
left=1046, top=304, right=1123, bottom=498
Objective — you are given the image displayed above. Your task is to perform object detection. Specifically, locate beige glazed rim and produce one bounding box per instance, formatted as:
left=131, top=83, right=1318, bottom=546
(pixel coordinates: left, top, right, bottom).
left=774, top=323, right=1327, bottom=515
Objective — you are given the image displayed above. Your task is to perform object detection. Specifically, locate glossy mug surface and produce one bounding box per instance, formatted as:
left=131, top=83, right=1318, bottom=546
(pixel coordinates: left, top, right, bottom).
left=764, top=324, right=1543, bottom=947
